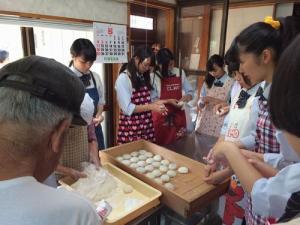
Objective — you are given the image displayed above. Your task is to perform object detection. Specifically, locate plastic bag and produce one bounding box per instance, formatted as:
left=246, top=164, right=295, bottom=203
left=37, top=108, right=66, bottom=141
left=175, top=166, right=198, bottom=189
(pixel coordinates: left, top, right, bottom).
left=71, top=163, right=117, bottom=202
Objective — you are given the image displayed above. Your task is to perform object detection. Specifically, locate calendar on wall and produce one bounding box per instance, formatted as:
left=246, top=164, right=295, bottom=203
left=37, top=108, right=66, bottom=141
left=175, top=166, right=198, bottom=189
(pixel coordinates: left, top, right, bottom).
left=93, top=22, right=127, bottom=63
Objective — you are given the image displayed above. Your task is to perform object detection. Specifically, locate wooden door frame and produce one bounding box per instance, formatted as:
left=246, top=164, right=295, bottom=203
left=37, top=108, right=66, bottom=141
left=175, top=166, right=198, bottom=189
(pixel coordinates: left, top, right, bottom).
left=111, top=1, right=175, bottom=146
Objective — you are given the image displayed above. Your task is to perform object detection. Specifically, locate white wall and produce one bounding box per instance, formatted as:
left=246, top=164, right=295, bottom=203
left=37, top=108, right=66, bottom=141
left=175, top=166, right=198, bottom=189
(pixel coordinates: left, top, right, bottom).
left=225, top=5, right=274, bottom=52
left=209, top=5, right=274, bottom=56
left=276, top=3, right=294, bottom=17
left=0, top=0, right=128, bottom=24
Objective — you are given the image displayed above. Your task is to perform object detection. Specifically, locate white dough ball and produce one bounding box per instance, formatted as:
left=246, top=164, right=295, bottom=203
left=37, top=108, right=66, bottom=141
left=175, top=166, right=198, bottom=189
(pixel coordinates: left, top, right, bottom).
left=153, top=155, right=162, bottom=161
left=146, top=172, right=155, bottom=179
left=130, top=157, right=139, bottom=163
left=178, top=166, right=189, bottom=174
left=145, top=165, right=154, bottom=172
left=161, top=159, right=170, bottom=166
left=164, top=183, right=175, bottom=190
left=154, top=178, right=163, bottom=184
left=122, top=154, right=131, bottom=160
left=146, top=158, right=154, bottom=164
left=129, top=163, right=138, bottom=169
left=137, top=161, right=146, bottom=167
left=138, top=155, right=147, bottom=161
left=116, top=156, right=123, bottom=161
left=139, top=150, right=147, bottom=155
left=145, top=152, right=153, bottom=158
left=167, top=170, right=177, bottom=178
left=168, top=163, right=177, bottom=170
left=136, top=167, right=146, bottom=174
left=161, top=174, right=170, bottom=182
left=122, top=160, right=131, bottom=166
left=130, top=151, right=139, bottom=157
left=159, top=165, right=168, bottom=173
left=152, top=169, right=162, bottom=177
left=123, top=184, right=133, bottom=194
left=152, top=161, right=160, bottom=168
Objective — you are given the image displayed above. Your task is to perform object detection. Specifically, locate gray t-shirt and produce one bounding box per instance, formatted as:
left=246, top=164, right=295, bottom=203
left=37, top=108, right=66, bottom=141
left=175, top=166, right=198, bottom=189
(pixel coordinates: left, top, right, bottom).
left=0, top=176, right=100, bottom=225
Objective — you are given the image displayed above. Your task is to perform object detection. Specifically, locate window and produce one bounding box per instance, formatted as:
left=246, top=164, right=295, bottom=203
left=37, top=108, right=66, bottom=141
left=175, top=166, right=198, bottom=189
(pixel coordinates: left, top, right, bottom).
left=0, top=24, right=23, bottom=63
left=130, top=15, right=153, bottom=30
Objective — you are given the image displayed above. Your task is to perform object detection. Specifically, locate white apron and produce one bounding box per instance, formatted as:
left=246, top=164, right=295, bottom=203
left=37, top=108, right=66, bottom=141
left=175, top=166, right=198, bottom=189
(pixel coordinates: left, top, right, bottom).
left=220, top=85, right=260, bottom=225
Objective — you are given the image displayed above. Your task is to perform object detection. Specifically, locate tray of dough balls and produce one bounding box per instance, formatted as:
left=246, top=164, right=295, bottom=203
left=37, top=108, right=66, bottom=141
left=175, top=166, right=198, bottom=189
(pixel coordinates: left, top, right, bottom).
left=100, top=140, right=229, bottom=218
left=59, top=162, right=161, bottom=225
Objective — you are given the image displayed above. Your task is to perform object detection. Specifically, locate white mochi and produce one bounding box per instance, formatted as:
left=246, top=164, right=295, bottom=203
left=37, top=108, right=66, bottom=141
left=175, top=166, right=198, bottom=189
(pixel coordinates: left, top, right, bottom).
left=146, top=158, right=154, bottom=164
left=130, top=157, right=139, bottom=163
left=161, top=159, right=170, bottom=166
left=168, top=163, right=177, bottom=170
left=145, top=152, right=153, bottom=158
left=159, top=165, right=168, bottom=173
left=167, top=170, right=177, bottom=178
left=137, top=161, right=146, bottom=167
left=152, top=169, right=162, bottom=177
left=152, top=161, right=160, bottom=168
left=161, top=174, right=170, bottom=182
left=138, top=155, right=147, bottom=161
left=136, top=167, right=146, bottom=174
left=146, top=172, right=155, bottom=179
left=153, top=155, right=162, bottom=161
left=154, top=178, right=163, bottom=184
left=130, top=151, right=139, bottom=157
left=122, top=160, right=131, bottom=166
left=116, top=156, right=123, bottom=161
left=164, top=183, right=175, bottom=190
left=122, top=154, right=131, bottom=160
left=178, top=166, right=189, bottom=174
left=129, top=163, right=138, bottom=169
left=139, top=150, right=147, bottom=155
left=145, top=165, right=154, bottom=172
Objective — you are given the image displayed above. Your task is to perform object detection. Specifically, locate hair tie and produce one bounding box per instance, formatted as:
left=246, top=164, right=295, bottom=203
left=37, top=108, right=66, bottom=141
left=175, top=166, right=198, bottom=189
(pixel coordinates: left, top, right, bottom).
left=264, top=16, right=280, bottom=30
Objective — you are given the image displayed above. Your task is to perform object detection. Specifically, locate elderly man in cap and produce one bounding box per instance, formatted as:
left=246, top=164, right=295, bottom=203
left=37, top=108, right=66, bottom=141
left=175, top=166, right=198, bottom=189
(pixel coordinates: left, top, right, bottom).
left=0, top=56, right=100, bottom=225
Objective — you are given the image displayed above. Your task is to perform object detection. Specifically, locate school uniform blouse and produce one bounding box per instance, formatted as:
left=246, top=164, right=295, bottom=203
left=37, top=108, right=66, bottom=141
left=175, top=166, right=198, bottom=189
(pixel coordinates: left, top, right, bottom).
left=251, top=162, right=300, bottom=219
left=220, top=83, right=261, bottom=136
left=115, top=71, right=152, bottom=116
left=199, top=73, right=231, bottom=98
left=71, top=67, right=105, bottom=106
left=239, top=82, right=269, bottom=149
left=251, top=130, right=300, bottom=219
left=150, top=67, right=194, bottom=101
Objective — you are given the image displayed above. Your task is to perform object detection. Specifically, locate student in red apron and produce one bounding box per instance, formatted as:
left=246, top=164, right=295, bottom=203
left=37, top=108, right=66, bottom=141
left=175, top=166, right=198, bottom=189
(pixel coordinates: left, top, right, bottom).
left=115, top=46, right=167, bottom=145
left=151, top=48, right=193, bottom=145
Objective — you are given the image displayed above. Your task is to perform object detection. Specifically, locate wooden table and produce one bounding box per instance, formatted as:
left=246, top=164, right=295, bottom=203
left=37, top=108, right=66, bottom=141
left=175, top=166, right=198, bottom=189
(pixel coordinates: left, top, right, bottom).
left=165, top=132, right=218, bottom=163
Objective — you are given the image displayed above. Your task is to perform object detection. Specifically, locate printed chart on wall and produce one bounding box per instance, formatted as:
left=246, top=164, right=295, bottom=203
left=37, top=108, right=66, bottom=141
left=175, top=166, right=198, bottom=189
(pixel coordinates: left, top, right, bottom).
left=93, top=22, right=127, bottom=63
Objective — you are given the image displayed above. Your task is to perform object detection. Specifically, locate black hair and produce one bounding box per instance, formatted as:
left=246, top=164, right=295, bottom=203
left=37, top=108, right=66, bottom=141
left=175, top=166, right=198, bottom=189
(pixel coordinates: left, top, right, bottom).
left=270, top=34, right=300, bottom=138
left=225, top=38, right=240, bottom=76
left=156, top=48, right=174, bottom=78
left=69, top=38, right=96, bottom=67
left=0, top=50, right=9, bottom=63
left=237, top=16, right=300, bottom=64
left=119, top=46, right=153, bottom=90
left=225, top=38, right=251, bottom=86
left=205, top=54, right=224, bottom=88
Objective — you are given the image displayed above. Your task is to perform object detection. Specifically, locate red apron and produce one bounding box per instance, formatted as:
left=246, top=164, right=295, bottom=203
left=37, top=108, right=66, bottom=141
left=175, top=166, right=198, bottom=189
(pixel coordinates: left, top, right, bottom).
left=152, top=76, right=186, bottom=145
left=117, top=85, right=155, bottom=145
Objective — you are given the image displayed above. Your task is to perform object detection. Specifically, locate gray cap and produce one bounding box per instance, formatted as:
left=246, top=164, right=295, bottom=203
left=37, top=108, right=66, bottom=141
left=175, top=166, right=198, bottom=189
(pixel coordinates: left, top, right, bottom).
left=0, top=55, right=87, bottom=125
